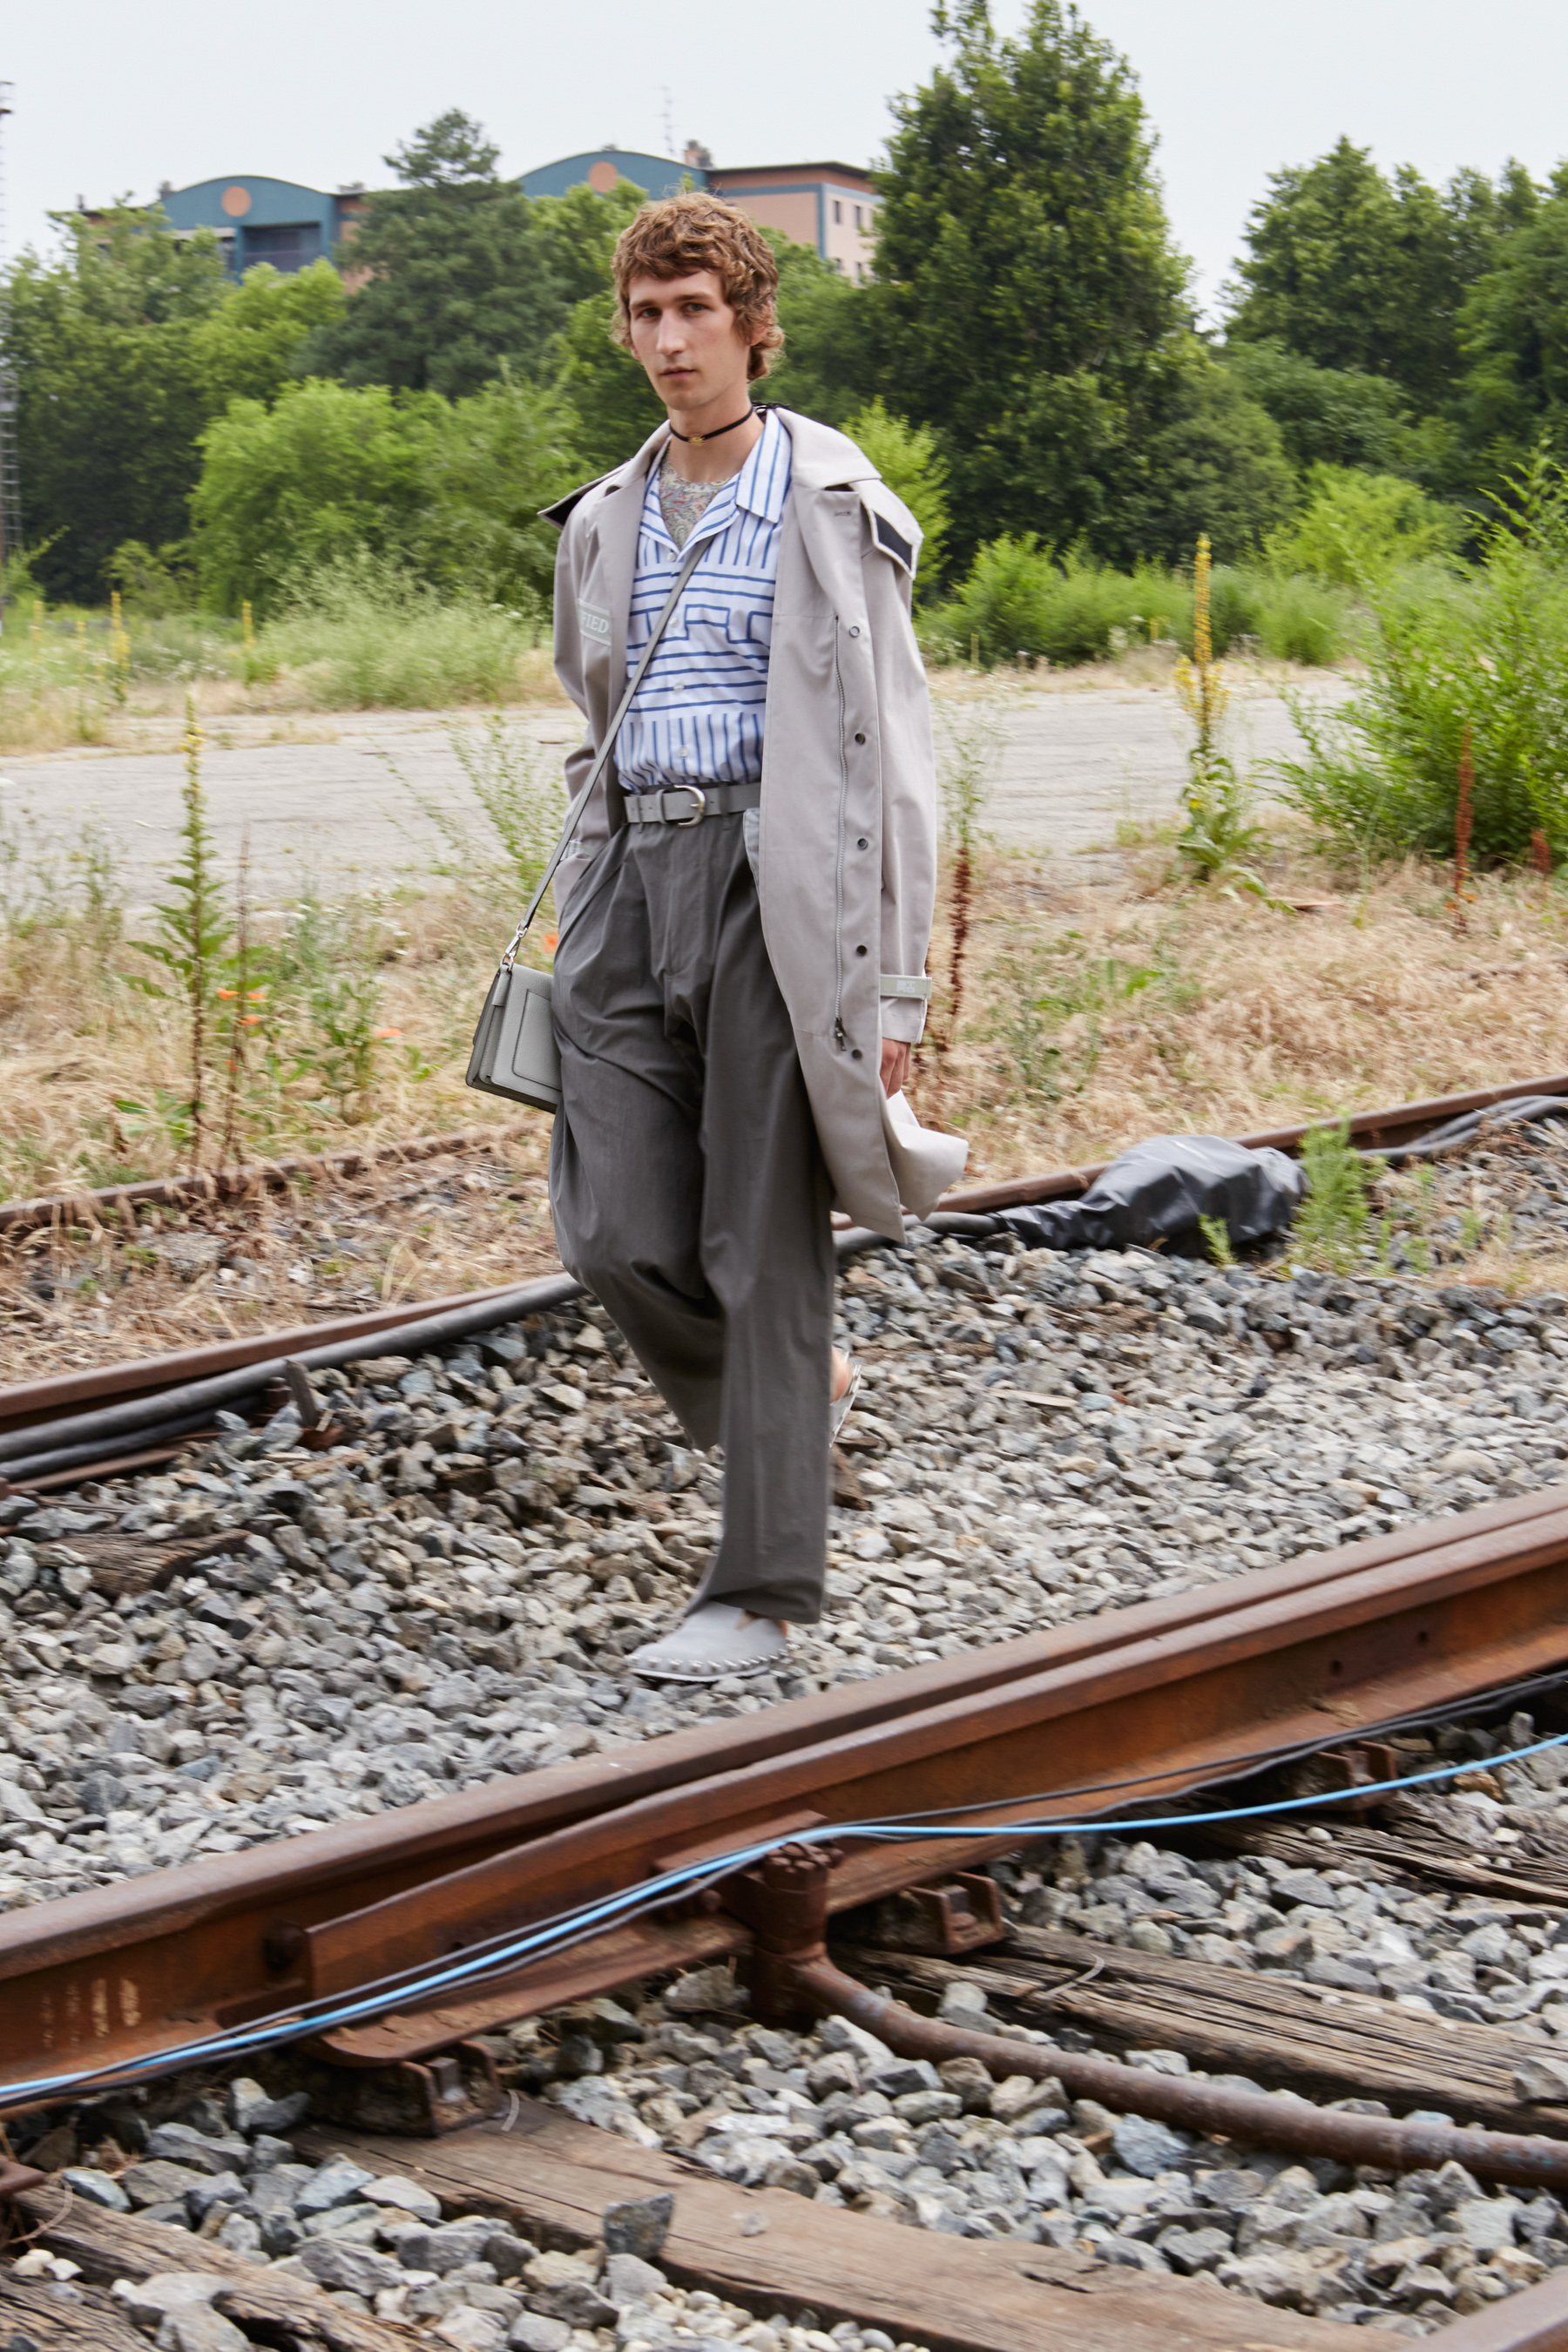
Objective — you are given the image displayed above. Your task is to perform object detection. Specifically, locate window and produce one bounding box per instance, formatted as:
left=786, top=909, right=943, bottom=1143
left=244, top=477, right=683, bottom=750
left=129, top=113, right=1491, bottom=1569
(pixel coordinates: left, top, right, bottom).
left=854, top=206, right=862, bottom=231
left=833, top=199, right=841, bottom=224
left=240, top=221, right=321, bottom=273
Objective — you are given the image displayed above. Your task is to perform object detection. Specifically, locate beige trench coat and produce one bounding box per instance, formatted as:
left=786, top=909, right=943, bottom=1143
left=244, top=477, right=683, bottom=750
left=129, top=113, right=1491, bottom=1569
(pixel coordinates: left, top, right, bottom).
left=544, top=408, right=948, bottom=1239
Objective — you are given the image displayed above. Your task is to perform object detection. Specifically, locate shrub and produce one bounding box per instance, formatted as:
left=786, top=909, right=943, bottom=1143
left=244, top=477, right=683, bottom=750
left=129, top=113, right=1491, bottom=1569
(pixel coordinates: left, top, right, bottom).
left=926, top=537, right=1187, bottom=666
left=1263, top=464, right=1466, bottom=585
left=927, top=537, right=1355, bottom=669
left=1275, top=452, right=1568, bottom=865
left=254, top=552, right=542, bottom=709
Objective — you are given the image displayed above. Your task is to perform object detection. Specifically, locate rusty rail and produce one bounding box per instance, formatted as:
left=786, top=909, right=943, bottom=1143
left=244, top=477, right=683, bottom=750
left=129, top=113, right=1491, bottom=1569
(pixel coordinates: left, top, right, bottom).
left=940, top=1069, right=1568, bottom=1215
left=0, top=1483, right=1566, bottom=2129
left=3, top=1064, right=1564, bottom=1480
left=0, top=1125, right=521, bottom=1244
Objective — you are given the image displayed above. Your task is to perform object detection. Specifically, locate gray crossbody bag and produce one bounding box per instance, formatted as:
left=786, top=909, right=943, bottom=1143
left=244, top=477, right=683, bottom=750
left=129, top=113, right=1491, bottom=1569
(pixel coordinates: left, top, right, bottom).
left=465, top=532, right=709, bottom=1115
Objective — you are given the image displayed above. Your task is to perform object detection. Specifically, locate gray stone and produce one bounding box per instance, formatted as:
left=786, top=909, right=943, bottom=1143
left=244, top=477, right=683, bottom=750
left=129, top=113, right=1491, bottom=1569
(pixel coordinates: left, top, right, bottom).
left=298, top=2236, right=408, bottom=2295
left=1514, top=2053, right=1568, bottom=2103
left=144, top=2123, right=252, bottom=2176
left=227, top=2076, right=312, bottom=2137
left=121, top=2160, right=213, bottom=2209
left=603, top=2251, right=669, bottom=2303
left=184, top=2172, right=249, bottom=2220
left=1454, top=2196, right=1520, bottom=2252
left=154, top=2312, right=249, bottom=2352
left=366, top=2173, right=443, bottom=2222
left=409, top=2219, right=496, bottom=2273
left=294, top=2158, right=378, bottom=2215
left=509, top=2321, right=571, bottom=2352
left=1112, top=2113, right=1190, bottom=2178
left=1157, top=2225, right=1233, bottom=2274
left=111, top=2273, right=231, bottom=2328
left=602, top=2191, right=674, bottom=2260
left=60, top=2165, right=129, bottom=2210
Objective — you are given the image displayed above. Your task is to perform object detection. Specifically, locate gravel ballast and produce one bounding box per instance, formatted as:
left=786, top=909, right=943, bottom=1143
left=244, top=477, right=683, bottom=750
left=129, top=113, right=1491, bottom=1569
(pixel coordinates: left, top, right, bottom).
left=5, top=1182, right=1568, bottom=2336
left=0, top=1218, right=1560, bottom=1897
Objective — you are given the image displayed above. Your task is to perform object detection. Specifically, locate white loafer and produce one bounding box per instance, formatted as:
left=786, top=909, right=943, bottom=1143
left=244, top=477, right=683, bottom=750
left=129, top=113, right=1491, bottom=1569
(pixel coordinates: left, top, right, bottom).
left=627, top=1603, right=790, bottom=1683
left=831, top=1359, right=862, bottom=1441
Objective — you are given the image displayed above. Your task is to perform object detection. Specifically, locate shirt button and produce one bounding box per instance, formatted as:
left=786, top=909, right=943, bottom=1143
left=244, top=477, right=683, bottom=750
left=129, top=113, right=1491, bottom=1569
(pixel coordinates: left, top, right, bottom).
left=855, top=944, right=868, bottom=956
left=854, top=731, right=867, bottom=745
left=856, top=837, right=868, bottom=849
left=848, top=625, right=862, bottom=638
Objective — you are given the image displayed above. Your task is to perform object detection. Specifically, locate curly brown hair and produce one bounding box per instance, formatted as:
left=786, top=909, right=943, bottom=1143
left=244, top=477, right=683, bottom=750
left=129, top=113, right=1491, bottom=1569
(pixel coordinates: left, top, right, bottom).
left=612, top=193, right=784, bottom=382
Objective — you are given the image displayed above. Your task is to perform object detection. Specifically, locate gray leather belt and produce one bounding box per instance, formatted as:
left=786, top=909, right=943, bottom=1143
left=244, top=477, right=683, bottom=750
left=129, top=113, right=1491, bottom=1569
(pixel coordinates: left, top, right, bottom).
left=624, top=782, right=761, bottom=827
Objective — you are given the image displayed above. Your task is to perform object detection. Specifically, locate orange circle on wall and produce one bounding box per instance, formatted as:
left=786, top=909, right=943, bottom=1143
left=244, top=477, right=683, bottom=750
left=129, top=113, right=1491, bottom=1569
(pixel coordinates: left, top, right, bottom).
left=220, top=185, right=253, bottom=218
left=587, top=160, right=618, bottom=193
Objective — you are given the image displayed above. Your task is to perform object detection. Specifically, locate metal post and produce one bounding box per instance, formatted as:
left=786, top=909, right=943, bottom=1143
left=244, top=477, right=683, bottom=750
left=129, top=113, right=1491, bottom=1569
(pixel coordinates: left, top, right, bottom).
left=0, top=83, right=22, bottom=623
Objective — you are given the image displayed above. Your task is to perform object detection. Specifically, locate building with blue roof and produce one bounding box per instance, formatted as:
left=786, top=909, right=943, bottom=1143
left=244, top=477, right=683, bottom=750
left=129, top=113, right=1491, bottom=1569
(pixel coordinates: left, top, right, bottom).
left=145, top=175, right=366, bottom=276
left=100, top=145, right=877, bottom=280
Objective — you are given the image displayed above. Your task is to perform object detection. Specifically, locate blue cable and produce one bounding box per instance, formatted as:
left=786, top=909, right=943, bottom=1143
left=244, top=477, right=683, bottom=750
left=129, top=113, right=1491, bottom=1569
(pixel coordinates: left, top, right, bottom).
left=5, top=1721, right=1564, bottom=2111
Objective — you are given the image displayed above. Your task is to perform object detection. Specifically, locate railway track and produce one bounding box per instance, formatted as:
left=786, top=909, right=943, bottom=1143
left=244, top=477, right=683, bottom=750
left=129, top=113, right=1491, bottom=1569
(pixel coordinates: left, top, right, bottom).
left=4, top=1070, right=1568, bottom=2348
left=2, top=1064, right=1565, bottom=1495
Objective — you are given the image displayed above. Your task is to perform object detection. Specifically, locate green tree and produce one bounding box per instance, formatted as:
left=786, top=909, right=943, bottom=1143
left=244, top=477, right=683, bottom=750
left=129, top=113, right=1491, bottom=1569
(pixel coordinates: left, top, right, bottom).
left=190, top=258, right=345, bottom=409
left=1222, top=339, right=1450, bottom=481
left=192, top=380, right=421, bottom=613
left=1263, top=464, right=1464, bottom=585
left=1459, top=183, right=1568, bottom=472
left=403, top=371, right=576, bottom=603
left=5, top=205, right=227, bottom=601
left=873, top=0, right=1189, bottom=565
left=297, top=110, right=568, bottom=397
left=191, top=371, right=575, bottom=613
left=758, top=236, right=880, bottom=427
left=532, top=178, right=647, bottom=305
left=1126, top=355, right=1296, bottom=564
left=1227, top=139, right=1526, bottom=416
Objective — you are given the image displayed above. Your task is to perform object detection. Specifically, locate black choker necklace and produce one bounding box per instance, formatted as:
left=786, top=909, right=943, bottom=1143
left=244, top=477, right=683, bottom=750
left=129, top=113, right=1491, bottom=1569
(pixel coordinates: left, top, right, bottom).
left=669, top=409, right=755, bottom=447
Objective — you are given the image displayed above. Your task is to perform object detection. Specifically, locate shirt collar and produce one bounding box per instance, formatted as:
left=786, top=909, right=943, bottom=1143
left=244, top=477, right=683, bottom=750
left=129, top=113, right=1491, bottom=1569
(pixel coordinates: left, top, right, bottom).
left=642, top=408, right=790, bottom=550
left=733, top=408, right=791, bottom=524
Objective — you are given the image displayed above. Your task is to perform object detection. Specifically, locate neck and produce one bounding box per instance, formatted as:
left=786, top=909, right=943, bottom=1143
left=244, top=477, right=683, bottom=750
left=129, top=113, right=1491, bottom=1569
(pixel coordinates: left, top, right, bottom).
left=663, top=391, right=763, bottom=483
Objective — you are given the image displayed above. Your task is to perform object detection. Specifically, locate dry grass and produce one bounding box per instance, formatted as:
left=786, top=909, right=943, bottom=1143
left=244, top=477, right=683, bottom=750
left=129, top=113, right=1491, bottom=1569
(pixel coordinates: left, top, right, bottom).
left=6, top=788, right=1568, bottom=1380
left=910, top=834, right=1568, bottom=1184
left=0, top=1142, right=558, bottom=1389
left=0, top=655, right=571, bottom=759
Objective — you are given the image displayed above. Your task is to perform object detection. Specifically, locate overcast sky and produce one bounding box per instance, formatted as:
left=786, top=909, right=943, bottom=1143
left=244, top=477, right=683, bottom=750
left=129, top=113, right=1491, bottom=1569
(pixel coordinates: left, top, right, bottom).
left=5, top=0, right=1568, bottom=320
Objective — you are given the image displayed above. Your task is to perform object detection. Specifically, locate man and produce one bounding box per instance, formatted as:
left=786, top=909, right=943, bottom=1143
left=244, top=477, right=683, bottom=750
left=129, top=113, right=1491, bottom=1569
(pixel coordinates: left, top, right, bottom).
left=544, top=192, right=955, bottom=1684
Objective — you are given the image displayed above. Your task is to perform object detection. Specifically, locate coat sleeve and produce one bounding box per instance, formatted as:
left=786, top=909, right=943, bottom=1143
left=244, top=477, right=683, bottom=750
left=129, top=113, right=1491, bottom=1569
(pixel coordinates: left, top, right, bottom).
left=861, top=494, right=938, bottom=1045
left=550, top=507, right=616, bottom=918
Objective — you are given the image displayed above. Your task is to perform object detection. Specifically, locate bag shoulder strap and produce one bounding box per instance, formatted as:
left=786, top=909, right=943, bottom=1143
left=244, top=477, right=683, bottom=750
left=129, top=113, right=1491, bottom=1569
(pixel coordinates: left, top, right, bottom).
left=508, top=529, right=710, bottom=956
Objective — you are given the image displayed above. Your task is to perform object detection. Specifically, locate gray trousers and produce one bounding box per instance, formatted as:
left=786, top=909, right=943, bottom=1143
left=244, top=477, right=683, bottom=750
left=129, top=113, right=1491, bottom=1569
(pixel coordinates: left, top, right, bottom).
left=548, top=811, right=835, bottom=1624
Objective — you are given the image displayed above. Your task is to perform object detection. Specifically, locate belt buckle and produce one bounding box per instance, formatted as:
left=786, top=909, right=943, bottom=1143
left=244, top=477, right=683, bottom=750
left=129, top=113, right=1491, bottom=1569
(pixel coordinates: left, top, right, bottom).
left=672, top=785, right=706, bottom=828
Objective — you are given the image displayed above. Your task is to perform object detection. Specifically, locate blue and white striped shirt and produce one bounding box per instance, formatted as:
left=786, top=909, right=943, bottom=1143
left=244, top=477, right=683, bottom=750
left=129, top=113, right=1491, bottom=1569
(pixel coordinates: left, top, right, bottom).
left=617, top=409, right=791, bottom=794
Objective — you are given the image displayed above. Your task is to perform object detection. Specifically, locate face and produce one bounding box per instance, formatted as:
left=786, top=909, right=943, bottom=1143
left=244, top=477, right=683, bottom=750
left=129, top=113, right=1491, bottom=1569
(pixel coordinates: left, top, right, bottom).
left=624, top=269, right=758, bottom=416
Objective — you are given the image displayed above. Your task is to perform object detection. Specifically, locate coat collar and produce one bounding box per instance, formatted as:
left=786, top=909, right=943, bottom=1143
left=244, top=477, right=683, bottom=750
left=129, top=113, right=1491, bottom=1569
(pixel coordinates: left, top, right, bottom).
left=542, top=403, right=881, bottom=531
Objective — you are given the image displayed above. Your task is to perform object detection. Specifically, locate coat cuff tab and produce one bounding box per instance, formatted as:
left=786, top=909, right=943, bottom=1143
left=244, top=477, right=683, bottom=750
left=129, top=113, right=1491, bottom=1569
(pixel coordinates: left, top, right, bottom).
left=880, top=973, right=932, bottom=998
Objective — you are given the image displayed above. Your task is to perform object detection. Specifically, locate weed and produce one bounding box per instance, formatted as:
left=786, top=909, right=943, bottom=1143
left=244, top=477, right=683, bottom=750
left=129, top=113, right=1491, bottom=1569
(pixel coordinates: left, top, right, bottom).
left=1174, top=537, right=1270, bottom=896
left=983, top=932, right=1164, bottom=1097
left=1292, top=1120, right=1377, bottom=1270
left=267, top=889, right=398, bottom=1125
left=1198, top=1212, right=1236, bottom=1267
left=125, top=694, right=229, bottom=1166
left=930, top=700, right=1003, bottom=1060
left=1276, top=449, right=1568, bottom=868
left=388, top=714, right=564, bottom=936
left=257, top=551, right=545, bottom=710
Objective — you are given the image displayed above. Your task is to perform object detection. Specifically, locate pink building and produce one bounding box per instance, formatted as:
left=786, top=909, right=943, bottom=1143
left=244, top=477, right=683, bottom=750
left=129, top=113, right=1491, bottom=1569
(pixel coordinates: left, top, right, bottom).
left=706, top=163, right=880, bottom=280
